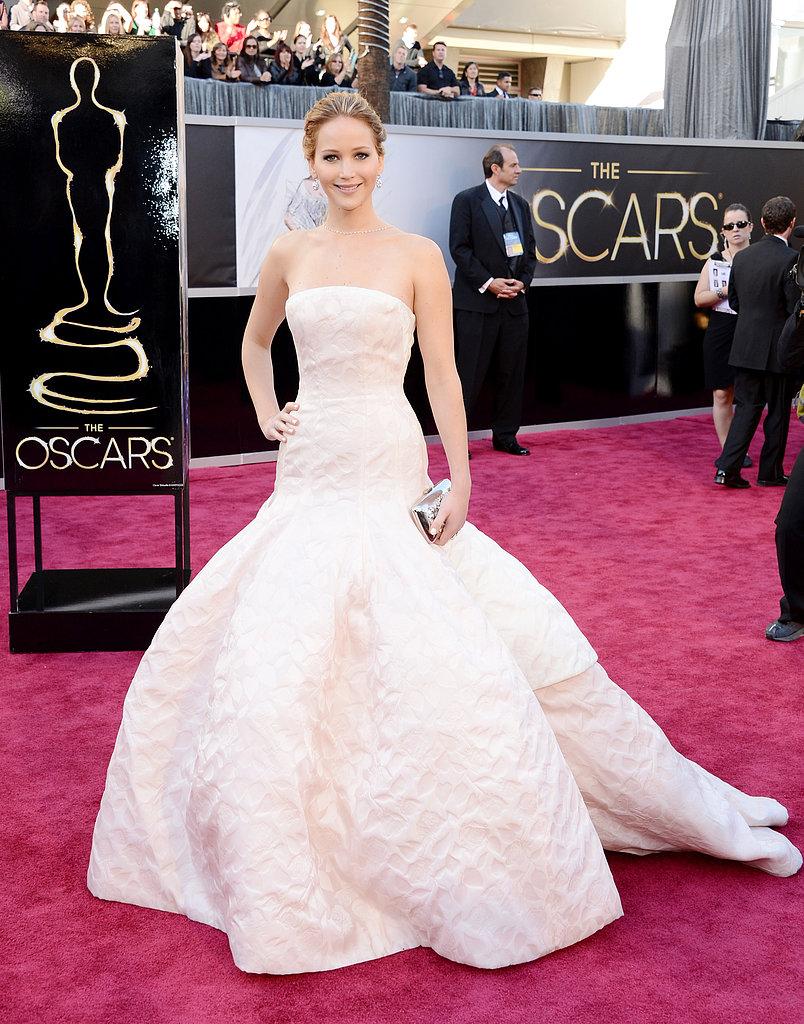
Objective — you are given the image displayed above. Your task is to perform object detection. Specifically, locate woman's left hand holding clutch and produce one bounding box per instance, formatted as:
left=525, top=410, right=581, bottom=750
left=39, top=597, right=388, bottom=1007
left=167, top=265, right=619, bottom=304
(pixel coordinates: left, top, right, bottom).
left=431, top=486, right=469, bottom=546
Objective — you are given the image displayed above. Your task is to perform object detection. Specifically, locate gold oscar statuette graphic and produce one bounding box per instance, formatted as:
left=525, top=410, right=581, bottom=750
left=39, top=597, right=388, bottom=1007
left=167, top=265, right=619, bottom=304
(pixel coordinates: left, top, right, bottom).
left=30, top=57, right=156, bottom=416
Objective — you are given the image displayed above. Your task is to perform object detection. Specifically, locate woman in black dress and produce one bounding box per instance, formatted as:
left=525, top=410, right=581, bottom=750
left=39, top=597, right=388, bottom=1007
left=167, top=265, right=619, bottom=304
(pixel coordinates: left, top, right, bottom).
left=694, top=203, right=753, bottom=460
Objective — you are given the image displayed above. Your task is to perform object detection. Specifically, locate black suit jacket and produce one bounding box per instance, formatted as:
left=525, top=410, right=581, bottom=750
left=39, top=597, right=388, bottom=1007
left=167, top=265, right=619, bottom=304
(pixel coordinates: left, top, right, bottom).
left=778, top=294, right=804, bottom=372
left=449, top=183, right=537, bottom=315
left=727, top=234, right=798, bottom=372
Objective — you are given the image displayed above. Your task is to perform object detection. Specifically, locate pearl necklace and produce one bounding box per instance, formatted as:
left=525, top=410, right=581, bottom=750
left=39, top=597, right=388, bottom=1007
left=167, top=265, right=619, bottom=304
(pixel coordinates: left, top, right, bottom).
left=322, top=224, right=391, bottom=236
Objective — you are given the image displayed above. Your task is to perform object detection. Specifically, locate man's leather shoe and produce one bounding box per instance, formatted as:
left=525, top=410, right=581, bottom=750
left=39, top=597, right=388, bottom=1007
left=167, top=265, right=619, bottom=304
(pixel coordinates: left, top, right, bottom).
left=765, top=619, right=804, bottom=642
left=493, top=438, right=530, bottom=456
left=714, top=470, right=750, bottom=488
left=757, top=476, right=788, bottom=487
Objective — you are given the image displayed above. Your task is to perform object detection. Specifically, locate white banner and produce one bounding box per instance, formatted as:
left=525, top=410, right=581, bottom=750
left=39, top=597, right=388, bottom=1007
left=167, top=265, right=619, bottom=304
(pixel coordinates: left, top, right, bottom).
left=235, top=124, right=483, bottom=288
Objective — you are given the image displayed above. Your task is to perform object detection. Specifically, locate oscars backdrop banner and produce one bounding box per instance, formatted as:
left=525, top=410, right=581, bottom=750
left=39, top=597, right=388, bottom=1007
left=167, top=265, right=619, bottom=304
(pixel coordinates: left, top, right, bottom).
left=0, top=33, right=188, bottom=494
left=186, top=121, right=804, bottom=290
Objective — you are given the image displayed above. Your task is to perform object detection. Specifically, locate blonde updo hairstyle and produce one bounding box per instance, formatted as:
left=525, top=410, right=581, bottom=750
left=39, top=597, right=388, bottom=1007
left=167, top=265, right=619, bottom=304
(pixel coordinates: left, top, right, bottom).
left=302, top=92, right=387, bottom=162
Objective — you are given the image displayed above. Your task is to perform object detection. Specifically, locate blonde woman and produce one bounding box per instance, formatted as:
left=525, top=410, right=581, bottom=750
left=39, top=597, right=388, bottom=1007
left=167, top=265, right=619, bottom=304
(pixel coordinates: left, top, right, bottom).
left=68, top=0, right=95, bottom=29
left=319, top=50, right=352, bottom=87
left=88, top=92, right=800, bottom=977
left=99, top=2, right=131, bottom=33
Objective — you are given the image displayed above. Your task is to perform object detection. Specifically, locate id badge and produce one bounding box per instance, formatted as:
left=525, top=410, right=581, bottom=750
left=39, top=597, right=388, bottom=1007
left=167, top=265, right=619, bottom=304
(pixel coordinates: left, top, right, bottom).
left=503, top=230, right=523, bottom=257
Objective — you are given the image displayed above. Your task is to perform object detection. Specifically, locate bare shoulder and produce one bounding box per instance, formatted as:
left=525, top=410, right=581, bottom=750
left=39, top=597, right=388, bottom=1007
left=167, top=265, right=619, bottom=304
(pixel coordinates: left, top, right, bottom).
left=267, top=229, right=310, bottom=262
left=259, top=228, right=318, bottom=284
left=395, top=231, right=445, bottom=267
left=394, top=234, right=451, bottom=308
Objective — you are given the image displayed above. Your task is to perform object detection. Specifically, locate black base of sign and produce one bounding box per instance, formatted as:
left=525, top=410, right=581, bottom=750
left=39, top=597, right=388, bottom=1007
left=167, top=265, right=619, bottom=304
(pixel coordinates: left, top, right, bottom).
left=6, top=489, right=190, bottom=654
left=10, top=567, right=190, bottom=653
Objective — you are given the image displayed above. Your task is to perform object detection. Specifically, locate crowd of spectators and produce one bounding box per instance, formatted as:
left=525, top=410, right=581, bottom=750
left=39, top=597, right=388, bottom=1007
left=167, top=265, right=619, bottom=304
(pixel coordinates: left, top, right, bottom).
left=0, top=3, right=359, bottom=84
left=0, top=5, right=545, bottom=100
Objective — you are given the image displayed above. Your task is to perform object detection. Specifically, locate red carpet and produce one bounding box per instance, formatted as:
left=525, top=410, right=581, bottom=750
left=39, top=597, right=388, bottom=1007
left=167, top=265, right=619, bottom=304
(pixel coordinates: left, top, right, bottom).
left=3, top=414, right=802, bottom=1024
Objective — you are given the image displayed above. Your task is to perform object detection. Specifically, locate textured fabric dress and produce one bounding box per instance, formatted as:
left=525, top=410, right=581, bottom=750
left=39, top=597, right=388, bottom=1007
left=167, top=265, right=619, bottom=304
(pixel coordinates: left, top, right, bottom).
left=88, top=286, right=802, bottom=975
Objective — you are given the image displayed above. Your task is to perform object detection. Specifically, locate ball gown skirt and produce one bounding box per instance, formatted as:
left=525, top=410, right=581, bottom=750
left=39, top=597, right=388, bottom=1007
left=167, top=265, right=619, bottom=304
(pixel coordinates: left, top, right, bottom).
left=87, top=286, right=801, bottom=974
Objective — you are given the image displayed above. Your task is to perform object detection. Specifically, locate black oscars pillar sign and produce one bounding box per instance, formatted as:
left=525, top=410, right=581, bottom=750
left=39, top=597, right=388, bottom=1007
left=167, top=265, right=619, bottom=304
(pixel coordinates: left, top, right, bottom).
left=0, top=33, right=189, bottom=653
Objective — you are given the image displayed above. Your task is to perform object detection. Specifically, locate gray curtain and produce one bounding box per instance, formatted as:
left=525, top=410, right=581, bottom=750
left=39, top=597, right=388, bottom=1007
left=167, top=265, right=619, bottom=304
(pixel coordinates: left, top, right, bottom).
left=664, top=0, right=772, bottom=139
left=184, top=78, right=795, bottom=140
left=184, top=80, right=666, bottom=136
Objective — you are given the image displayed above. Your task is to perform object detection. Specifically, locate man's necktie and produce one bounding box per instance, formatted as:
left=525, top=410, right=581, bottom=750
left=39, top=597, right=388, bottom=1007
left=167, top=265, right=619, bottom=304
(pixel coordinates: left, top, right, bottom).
left=497, top=196, right=518, bottom=273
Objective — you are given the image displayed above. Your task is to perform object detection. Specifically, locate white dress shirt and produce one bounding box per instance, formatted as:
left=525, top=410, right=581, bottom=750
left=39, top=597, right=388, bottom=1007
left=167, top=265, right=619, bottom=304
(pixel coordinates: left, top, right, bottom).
left=479, top=181, right=509, bottom=292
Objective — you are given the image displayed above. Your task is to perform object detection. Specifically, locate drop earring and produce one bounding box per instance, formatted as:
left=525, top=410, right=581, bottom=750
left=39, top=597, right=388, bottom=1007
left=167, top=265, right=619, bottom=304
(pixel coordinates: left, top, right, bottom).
left=376, top=175, right=383, bottom=189
left=312, top=178, right=320, bottom=190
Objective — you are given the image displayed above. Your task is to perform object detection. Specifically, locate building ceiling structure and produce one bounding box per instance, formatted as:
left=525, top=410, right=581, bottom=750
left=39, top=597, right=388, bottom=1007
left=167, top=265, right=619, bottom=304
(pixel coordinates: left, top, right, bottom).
left=444, top=0, right=626, bottom=37
left=268, top=0, right=625, bottom=59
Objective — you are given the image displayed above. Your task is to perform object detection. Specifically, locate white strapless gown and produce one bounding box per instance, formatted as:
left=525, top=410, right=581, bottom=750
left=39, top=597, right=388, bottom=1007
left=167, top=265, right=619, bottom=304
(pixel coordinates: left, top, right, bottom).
left=88, top=286, right=801, bottom=974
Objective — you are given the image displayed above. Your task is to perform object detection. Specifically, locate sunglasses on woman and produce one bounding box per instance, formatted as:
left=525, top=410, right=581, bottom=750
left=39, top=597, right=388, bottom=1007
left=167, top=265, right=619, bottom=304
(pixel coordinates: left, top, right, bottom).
left=722, top=220, right=749, bottom=231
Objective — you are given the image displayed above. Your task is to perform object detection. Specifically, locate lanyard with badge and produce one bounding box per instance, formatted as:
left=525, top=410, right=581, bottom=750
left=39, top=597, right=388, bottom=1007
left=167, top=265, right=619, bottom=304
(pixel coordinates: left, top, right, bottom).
left=503, top=230, right=524, bottom=258
left=499, top=195, right=524, bottom=258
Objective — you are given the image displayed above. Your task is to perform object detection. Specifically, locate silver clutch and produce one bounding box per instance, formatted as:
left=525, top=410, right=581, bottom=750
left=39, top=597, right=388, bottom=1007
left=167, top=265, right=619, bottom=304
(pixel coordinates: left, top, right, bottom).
left=410, top=479, right=451, bottom=541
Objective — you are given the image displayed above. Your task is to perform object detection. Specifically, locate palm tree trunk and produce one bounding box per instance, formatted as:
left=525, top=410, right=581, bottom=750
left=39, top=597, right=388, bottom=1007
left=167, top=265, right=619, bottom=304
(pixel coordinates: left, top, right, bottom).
left=356, top=0, right=390, bottom=121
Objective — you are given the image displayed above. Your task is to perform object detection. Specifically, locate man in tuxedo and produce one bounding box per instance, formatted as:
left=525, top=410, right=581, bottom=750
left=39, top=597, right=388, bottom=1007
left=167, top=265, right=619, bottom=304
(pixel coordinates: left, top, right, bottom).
left=715, top=196, right=799, bottom=487
left=449, top=144, right=537, bottom=455
left=766, top=304, right=804, bottom=641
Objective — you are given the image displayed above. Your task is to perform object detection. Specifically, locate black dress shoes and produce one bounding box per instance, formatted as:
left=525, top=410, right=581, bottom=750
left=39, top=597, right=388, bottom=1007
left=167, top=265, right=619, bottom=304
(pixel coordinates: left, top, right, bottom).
left=714, top=470, right=750, bottom=488
left=757, top=476, right=788, bottom=487
left=492, top=438, right=530, bottom=456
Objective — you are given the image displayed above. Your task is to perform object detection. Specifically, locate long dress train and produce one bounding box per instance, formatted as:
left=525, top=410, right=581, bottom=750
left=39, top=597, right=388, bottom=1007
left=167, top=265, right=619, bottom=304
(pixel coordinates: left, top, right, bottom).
left=87, top=286, right=801, bottom=975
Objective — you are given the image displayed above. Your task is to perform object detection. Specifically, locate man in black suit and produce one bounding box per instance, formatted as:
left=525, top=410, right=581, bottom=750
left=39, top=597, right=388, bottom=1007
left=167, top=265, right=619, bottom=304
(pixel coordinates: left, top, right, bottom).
left=766, top=304, right=804, bottom=641
left=449, top=144, right=537, bottom=455
left=490, top=72, right=513, bottom=99
left=715, top=195, right=799, bottom=487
